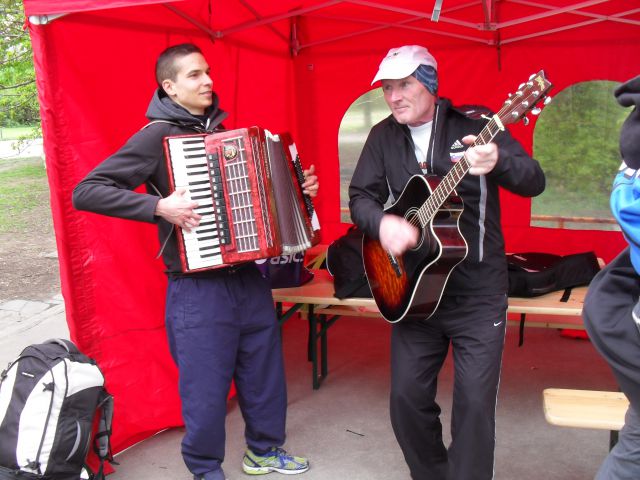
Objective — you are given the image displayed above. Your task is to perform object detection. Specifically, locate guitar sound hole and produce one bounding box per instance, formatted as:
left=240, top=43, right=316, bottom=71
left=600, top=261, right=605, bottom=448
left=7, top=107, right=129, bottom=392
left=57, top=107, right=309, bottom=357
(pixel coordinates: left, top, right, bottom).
left=405, top=210, right=424, bottom=252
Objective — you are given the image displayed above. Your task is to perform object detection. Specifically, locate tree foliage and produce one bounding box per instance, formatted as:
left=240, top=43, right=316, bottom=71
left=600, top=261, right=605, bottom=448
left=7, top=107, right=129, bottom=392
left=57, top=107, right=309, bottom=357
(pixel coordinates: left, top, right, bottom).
left=0, top=0, right=40, bottom=129
left=533, top=80, right=629, bottom=220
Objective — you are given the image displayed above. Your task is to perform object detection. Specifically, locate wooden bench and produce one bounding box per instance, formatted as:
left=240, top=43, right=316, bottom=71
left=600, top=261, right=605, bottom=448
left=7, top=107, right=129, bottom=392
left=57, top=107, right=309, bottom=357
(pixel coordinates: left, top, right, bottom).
left=272, top=268, right=592, bottom=389
left=543, top=388, right=629, bottom=449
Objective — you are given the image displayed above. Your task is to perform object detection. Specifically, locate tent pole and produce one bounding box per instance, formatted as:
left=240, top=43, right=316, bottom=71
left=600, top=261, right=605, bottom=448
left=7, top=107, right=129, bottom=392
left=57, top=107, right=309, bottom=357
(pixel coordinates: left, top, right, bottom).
left=481, top=0, right=494, bottom=28
left=163, top=4, right=219, bottom=42
left=290, top=16, right=300, bottom=57
left=239, top=0, right=289, bottom=45
left=493, top=0, right=501, bottom=72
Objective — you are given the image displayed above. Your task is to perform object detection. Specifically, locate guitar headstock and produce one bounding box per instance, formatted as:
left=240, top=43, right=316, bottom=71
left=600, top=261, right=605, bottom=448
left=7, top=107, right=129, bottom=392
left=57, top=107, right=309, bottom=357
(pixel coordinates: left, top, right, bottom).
left=499, top=70, right=553, bottom=126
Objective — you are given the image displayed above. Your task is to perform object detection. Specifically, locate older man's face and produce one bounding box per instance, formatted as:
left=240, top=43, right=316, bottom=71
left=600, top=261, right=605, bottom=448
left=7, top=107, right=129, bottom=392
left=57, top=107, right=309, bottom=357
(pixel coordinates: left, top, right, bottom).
left=382, top=75, right=436, bottom=127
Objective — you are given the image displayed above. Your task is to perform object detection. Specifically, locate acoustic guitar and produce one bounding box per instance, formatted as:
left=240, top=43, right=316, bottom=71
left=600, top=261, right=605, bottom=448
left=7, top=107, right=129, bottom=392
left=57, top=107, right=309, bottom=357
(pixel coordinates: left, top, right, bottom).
left=362, top=71, right=553, bottom=323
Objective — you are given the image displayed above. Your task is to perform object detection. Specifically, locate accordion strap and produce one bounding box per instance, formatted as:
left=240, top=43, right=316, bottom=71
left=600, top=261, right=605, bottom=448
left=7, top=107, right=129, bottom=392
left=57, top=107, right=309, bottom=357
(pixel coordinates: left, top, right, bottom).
left=141, top=119, right=182, bottom=130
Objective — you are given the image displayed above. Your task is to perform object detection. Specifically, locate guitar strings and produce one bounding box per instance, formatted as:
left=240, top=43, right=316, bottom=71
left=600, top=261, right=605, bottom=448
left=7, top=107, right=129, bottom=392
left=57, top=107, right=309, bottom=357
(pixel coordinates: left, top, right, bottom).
left=406, top=87, right=542, bottom=229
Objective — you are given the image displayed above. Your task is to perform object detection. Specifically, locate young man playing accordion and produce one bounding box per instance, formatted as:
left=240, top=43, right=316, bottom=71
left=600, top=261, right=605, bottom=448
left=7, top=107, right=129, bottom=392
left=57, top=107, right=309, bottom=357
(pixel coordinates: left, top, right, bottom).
left=73, top=43, right=316, bottom=480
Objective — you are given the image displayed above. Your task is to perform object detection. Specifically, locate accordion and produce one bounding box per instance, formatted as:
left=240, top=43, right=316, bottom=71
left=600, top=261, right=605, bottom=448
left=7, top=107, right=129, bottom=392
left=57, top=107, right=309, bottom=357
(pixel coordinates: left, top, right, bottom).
left=163, top=126, right=320, bottom=273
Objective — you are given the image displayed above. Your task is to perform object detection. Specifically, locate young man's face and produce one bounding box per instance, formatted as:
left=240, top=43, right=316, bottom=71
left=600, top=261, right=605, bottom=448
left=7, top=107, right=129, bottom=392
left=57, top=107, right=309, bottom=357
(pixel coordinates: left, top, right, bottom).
left=162, top=52, right=213, bottom=115
left=382, top=75, right=436, bottom=127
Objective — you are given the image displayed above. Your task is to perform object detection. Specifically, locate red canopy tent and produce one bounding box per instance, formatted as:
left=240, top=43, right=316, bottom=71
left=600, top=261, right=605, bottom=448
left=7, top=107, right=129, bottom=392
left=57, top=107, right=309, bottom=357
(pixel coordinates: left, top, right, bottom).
left=22, top=0, right=640, bottom=454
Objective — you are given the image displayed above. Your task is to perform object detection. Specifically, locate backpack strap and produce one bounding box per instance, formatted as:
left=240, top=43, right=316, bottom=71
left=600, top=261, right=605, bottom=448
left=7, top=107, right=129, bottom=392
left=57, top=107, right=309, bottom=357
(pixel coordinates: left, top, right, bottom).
left=88, top=391, right=116, bottom=480
left=560, top=288, right=572, bottom=302
left=44, top=338, right=80, bottom=354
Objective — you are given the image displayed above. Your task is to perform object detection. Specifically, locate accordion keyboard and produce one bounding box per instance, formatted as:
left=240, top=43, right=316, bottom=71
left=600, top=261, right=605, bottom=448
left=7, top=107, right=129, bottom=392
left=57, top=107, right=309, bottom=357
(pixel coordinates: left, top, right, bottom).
left=166, top=136, right=229, bottom=271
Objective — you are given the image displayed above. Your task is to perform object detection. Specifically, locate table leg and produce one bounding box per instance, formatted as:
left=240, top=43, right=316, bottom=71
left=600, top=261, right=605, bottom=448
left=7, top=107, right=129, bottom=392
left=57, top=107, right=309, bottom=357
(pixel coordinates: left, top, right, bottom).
left=320, top=313, right=328, bottom=379
left=308, top=304, right=320, bottom=389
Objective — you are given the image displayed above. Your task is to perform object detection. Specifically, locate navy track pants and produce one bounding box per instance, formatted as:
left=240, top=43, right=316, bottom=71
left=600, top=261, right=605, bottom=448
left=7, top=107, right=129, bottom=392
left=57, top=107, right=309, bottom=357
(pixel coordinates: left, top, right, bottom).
left=164, top=265, right=287, bottom=475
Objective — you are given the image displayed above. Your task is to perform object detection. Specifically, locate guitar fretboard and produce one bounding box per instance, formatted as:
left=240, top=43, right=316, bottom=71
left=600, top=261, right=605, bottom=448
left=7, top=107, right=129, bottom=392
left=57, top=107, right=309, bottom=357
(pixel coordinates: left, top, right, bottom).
left=416, top=117, right=504, bottom=225
left=413, top=71, right=552, bottom=227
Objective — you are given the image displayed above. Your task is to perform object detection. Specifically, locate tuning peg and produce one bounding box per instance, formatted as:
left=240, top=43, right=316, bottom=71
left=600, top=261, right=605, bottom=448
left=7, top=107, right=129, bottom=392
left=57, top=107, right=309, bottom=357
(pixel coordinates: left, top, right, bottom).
left=529, top=73, right=537, bottom=80
left=544, top=96, right=552, bottom=105
left=518, top=83, right=525, bottom=89
left=522, top=116, right=530, bottom=126
left=531, top=107, right=542, bottom=116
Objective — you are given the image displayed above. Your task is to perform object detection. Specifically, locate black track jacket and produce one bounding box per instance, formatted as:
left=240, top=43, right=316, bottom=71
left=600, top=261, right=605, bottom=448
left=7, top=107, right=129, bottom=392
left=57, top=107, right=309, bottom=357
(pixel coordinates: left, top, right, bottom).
left=72, top=90, right=227, bottom=274
left=349, top=97, right=545, bottom=296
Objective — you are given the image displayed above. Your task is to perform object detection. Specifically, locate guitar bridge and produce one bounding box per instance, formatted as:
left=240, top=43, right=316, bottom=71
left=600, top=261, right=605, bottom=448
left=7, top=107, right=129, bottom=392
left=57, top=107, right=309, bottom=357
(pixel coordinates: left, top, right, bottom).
left=387, top=253, right=402, bottom=278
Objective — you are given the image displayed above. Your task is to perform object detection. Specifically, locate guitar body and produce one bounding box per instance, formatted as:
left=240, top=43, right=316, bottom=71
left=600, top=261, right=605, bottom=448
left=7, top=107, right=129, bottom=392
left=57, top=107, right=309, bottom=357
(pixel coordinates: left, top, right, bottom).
left=361, top=70, right=553, bottom=323
left=362, top=175, right=468, bottom=323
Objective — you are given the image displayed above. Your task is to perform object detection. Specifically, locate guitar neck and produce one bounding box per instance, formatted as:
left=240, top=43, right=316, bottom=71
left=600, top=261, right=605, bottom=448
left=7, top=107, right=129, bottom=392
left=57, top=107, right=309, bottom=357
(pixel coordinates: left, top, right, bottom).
left=419, top=116, right=505, bottom=224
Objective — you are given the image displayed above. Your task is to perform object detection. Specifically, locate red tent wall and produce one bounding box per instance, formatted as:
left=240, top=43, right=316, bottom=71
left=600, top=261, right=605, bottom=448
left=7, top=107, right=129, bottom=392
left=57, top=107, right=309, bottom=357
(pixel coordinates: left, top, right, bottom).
left=24, top=0, right=639, bottom=454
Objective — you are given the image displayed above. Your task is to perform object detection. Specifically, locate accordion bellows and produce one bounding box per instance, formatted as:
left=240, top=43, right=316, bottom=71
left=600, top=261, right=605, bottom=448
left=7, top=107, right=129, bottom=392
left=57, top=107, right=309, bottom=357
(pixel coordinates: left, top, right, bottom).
left=164, top=126, right=320, bottom=273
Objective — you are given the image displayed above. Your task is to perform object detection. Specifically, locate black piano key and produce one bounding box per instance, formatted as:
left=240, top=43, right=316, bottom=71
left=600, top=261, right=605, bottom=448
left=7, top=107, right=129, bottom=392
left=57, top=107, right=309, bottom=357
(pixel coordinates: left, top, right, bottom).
left=191, top=193, right=211, bottom=201
left=199, top=234, right=218, bottom=242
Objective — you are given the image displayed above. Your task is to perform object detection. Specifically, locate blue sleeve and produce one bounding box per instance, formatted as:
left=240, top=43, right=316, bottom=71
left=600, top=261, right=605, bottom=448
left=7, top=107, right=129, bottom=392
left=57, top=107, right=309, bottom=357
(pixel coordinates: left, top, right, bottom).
left=611, top=163, right=640, bottom=274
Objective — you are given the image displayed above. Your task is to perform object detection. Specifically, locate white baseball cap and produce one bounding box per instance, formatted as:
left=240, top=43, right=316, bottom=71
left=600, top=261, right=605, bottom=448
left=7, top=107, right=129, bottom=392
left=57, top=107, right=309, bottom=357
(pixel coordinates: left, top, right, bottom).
left=371, top=45, right=438, bottom=86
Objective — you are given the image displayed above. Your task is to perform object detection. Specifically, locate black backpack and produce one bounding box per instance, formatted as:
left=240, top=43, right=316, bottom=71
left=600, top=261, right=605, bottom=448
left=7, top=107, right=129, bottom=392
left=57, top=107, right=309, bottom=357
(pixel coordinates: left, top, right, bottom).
left=0, top=339, right=114, bottom=480
left=326, top=226, right=372, bottom=299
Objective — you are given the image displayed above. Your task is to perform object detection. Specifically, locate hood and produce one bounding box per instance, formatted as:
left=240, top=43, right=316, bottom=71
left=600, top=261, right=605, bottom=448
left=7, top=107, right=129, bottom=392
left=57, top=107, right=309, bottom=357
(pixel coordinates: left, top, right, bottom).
left=145, top=88, right=228, bottom=133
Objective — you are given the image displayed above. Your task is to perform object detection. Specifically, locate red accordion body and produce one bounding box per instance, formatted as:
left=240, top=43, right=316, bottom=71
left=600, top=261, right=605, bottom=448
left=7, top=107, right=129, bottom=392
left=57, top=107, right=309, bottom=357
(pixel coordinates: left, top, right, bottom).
left=163, top=126, right=319, bottom=273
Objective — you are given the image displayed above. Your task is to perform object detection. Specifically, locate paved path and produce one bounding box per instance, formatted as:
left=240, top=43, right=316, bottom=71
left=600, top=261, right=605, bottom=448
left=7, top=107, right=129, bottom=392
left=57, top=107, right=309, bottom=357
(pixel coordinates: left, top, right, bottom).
left=0, top=294, right=69, bottom=367
left=0, top=138, right=44, bottom=160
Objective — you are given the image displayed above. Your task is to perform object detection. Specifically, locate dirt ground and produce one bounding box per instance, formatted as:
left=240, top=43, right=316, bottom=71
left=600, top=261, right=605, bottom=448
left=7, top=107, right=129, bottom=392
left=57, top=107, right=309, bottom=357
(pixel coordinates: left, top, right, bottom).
left=0, top=181, right=60, bottom=304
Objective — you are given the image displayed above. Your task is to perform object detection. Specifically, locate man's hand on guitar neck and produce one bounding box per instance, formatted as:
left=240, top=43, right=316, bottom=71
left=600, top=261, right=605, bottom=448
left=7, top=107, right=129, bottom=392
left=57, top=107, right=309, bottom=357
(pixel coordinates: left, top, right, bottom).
left=379, top=214, right=419, bottom=257
left=460, top=135, right=498, bottom=176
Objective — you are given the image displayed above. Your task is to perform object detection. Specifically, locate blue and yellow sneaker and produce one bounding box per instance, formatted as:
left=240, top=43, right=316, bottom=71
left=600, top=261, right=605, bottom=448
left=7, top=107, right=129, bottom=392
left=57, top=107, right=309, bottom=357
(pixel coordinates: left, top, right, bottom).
left=242, top=447, right=309, bottom=475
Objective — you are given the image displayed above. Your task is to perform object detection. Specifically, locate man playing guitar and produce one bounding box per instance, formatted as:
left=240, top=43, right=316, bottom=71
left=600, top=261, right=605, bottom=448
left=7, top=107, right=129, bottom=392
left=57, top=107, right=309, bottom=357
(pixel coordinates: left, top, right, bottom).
left=349, top=45, right=545, bottom=479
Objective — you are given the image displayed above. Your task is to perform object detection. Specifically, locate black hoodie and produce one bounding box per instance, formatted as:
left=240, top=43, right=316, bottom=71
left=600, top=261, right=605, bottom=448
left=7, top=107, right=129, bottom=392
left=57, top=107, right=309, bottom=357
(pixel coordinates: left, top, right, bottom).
left=72, top=89, right=227, bottom=274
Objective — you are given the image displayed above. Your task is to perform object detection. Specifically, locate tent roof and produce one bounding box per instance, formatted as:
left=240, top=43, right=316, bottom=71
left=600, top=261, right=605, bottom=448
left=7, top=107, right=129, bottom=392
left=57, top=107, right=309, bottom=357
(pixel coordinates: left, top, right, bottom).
left=25, top=0, right=640, bottom=51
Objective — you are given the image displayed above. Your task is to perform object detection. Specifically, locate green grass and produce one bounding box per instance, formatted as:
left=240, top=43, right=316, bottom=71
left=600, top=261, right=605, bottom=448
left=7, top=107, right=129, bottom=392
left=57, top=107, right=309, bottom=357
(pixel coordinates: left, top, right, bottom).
left=0, top=126, right=39, bottom=141
left=0, top=160, right=49, bottom=233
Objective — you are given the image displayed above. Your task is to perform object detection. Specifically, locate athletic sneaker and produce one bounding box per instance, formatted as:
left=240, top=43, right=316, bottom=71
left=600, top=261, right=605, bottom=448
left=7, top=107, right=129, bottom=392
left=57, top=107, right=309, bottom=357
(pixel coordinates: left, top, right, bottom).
left=242, top=447, right=309, bottom=475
